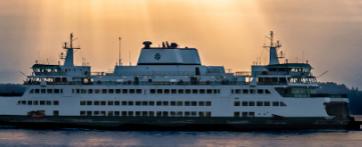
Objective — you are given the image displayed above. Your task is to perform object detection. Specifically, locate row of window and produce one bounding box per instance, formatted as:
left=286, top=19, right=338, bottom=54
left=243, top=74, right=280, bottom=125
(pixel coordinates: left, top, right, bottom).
left=234, top=112, right=255, bottom=117
left=80, top=111, right=212, bottom=117
left=73, top=88, right=221, bottom=95
left=149, top=89, right=220, bottom=94
left=29, top=89, right=64, bottom=94
left=17, top=100, right=59, bottom=106
left=234, top=101, right=287, bottom=107
left=231, top=89, right=271, bottom=94
left=80, top=100, right=212, bottom=107
left=73, top=89, right=143, bottom=94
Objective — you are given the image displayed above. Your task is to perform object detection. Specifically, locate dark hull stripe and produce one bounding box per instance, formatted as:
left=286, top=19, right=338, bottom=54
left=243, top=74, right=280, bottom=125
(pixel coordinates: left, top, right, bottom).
left=0, top=115, right=356, bottom=131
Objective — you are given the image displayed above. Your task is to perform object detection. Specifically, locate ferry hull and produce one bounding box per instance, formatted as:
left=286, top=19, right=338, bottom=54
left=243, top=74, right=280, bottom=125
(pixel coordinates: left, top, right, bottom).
left=0, top=116, right=354, bottom=131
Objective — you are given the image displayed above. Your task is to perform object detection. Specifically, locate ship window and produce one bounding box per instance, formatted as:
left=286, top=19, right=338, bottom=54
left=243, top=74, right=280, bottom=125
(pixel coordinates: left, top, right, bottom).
left=234, top=101, right=240, bottom=106
left=164, top=89, right=170, bottom=94
left=35, top=89, right=40, bottom=94
left=248, top=112, right=255, bottom=117
left=87, top=111, right=92, bottom=116
left=171, top=101, right=176, bottom=106
left=149, top=101, right=155, bottom=106
left=102, top=89, right=107, bottom=94
left=157, top=89, right=163, bottom=94
left=95, top=89, right=100, bottom=94
left=53, top=110, right=59, bottom=116
left=130, top=89, right=135, bottom=94
left=200, top=89, right=205, bottom=94
left=185, top=89, right=191, bottom=94
left=94, top=111, right=99, bottom=115
left=88, top=89, right=93, bottom=94
left=264, top=101, right=270, bottom=106
left=185, top=101, right=190, bottom=106
left=206, top=101, right=211, bottom=106
left=242, top=112, right=248, bottom=117
left=128, top=101, right=134, bottom=106
left=178, top=89, right=184, bottom=94
left=142, top=101, right=147, bottom=106
left=191, top=101, right=197, bottom=106
left=177, top=111, right=183, bottom=116
left=150, top=89, right=156, bottom=94
left=243, top=89, right=248, bottom=94
left=163, top=101, right=169, bottom=106
left=41, top=89, right=46, bottom=94
left=47, top=89, right=53, bottom=94
left=94, top=101, right=100, bottom=105
left=136, top=89, right=142, bottom=94
left=17, top=101, right=21, bottom=105
left=76, top=89, right=80, bottom=94
left=156, top=111, right=162, bottom=117
left=40, top=101, right=45, bottom=105
left=192, top=89, right=198, bottom=94
left=136, top=101, right=141, bottom=106
left=142, top=111, right=148, bottom=116
left=115, top=101, right=120, bottom=105
left=250, top=89, right=255, bottom=94
left=156, top=101, right=162, bottom=106
left=171, top=89, right=177, bottom=94
left=46, top=101, right=51, bottom=105
left=33, top=101, right=38, bottom=105
left=185, top=112, right=190, bottom=117
left=198, top=101, right=205, bottom=106
left=108, top=111, right=114, bottom=116
left=242, top=101, right=248, bottom=106
left=273, top=101, right=279, bottom=106
left=235, top=89, right=241, bottom=94
left=115, top=89, right=121, bottom=94
left=135, top=111, right=141, bottom=117
left=80, top=111, right=86, bottom=116
left=214, top=89, right=220, bottom=94
left=108, top=89, right=114, bottom=94
left=87, top=101, right=92, bottom=105
left=257, top=101, right=263, bottom=106
left=101, top=101, right=106, bottom=105
left=54, top=89, right=60, bottom=94
left=108, top=101, right=114, bottom=105
left=101, top=111, right=106, bottom=116
left=280, top=102, right=287, bottom=106
left=207, top=89, right=212, bottom=94
left=30, top=89, right=34, bottom=94
left=177, top=101, right=183, bottom=106
left=114, top=111, right=120, bottom=116
left=170, top=111, right=176, bottom=117
left=122, top=89, right=128, bottom=94
left=127, top=111, right=133, bottom=116
left=191, top=112, right=196, bottom=116
left=80, top=101, right=85, bottom=105
left=249, top=101, right=255, bottom=106
left=122, top=101, right=127, bottom=106
left=53, top=101, right=59, bottom=105
left=81, top=89, right=86, bottom=94
left=257, top=89, right=263, bottom=94
left=149, top=111, right=155, bottom=117
left=27, top=101, right=32, bottom=105
left=122, top=111, right=127, bottom=116
left=163, top=111, right=168, bottom=117
left=234, top=112, right=240, bottom=117
left=265, top=89, right=271, bottom=94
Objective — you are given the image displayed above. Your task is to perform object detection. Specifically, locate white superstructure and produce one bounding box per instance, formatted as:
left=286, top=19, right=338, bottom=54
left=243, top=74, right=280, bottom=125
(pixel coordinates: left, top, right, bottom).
left=0, top=32, right=349, bottom=124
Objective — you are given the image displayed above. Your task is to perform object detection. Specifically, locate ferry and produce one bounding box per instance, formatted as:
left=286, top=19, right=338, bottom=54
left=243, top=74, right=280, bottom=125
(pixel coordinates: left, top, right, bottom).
left=0, top=32, right=356, bottom=130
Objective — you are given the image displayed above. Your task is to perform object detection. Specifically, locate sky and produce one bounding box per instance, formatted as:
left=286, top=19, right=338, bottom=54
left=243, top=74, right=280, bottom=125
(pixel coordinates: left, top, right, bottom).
left=0, top=0, right=362, bottom=88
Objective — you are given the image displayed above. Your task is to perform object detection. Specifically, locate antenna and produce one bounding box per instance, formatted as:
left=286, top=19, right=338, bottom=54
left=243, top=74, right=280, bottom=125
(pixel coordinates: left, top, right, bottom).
left=128, top=50, right=132, bottom=66
left=118, top=37, right=122, bottom=66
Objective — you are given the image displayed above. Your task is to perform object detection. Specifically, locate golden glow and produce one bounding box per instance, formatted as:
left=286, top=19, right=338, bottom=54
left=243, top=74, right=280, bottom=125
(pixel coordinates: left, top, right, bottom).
left=0, top=0, right=362, bottom=87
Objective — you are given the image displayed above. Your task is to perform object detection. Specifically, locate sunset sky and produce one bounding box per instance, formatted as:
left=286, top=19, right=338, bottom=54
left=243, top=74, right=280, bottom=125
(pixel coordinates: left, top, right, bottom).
left=0, top=0, right=362, bottom=88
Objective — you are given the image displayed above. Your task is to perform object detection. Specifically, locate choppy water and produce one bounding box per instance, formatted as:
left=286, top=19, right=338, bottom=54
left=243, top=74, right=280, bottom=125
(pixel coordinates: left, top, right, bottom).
left=0, top=129, right=360, bottom=147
